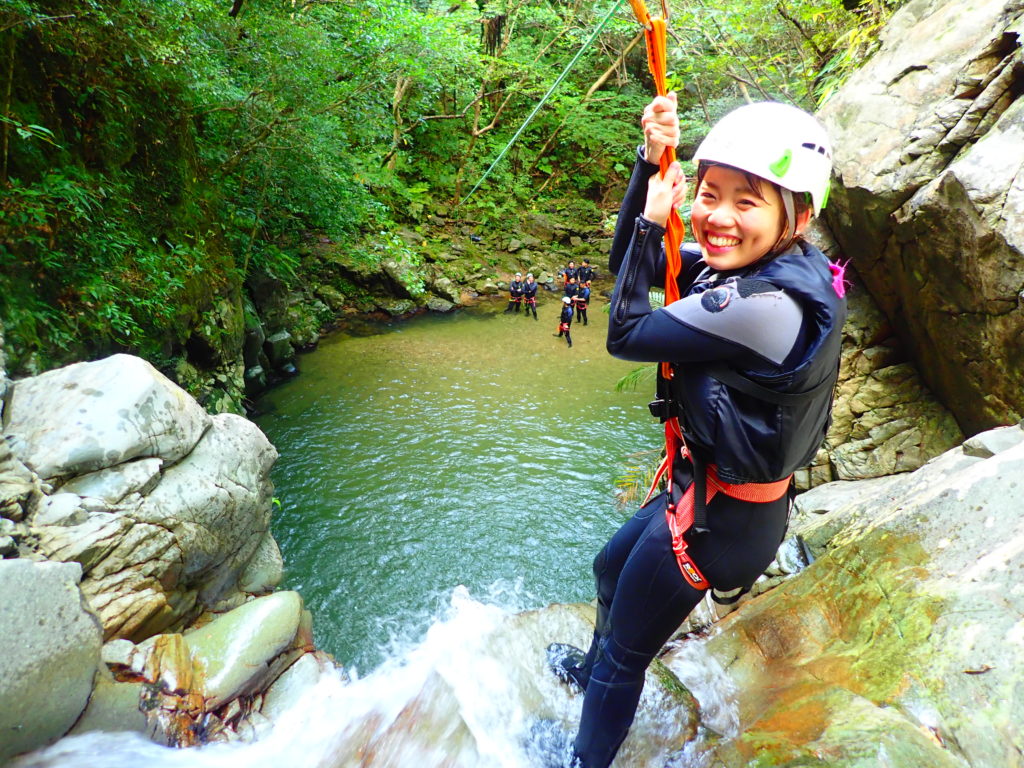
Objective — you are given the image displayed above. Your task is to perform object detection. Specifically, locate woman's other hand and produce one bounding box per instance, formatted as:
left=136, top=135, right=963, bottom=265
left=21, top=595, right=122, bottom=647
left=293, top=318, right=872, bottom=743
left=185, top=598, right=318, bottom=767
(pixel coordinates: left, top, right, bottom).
left=641, top=92, right=679, bottom=166
left=643, top=161, right=687, bottom=227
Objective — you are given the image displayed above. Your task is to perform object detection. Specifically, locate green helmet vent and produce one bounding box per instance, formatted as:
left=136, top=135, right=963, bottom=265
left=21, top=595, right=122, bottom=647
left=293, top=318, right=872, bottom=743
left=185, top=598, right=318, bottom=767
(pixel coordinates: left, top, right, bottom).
left=769, top=149, right=792, bottom=178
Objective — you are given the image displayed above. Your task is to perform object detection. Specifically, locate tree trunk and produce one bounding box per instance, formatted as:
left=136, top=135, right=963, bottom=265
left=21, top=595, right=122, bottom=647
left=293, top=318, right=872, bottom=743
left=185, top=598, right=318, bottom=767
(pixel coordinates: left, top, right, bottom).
left=386, top=75, right=414, bottom=171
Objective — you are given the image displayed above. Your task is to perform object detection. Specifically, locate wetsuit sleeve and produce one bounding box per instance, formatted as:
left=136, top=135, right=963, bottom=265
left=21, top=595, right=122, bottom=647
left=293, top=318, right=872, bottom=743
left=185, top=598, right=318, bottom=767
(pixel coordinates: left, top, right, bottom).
left=608, top=229, right=806, bottom=366
left=609, top=146, right=663, bottom=279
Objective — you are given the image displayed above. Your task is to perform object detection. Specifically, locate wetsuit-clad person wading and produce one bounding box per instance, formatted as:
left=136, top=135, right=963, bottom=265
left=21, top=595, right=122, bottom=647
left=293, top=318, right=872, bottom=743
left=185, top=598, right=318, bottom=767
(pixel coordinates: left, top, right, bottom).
left=523, top=273, right=539, bottom=319
left=506, top=273, right=525, bottom=313
left=556, top=295, right=574, bottom=348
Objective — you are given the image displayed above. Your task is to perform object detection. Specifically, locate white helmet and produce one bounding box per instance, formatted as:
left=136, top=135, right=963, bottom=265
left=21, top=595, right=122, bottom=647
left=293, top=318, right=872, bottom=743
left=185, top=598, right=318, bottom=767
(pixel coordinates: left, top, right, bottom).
left=562, top=296, right=572, bottom=304
left=692, top=102, right=833, bottom=217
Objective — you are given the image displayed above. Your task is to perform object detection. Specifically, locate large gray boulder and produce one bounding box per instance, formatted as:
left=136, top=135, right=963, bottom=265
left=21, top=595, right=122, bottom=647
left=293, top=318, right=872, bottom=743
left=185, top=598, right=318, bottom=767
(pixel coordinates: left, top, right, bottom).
left=33, top=412, right=278, bottom=641
left=2, top=354, right=281, bottom=642
left=2, top=354, right=210, bottom=480
left=819, top=0, right=1024, bottom=434
left=0, top=560, right=103, bottom=762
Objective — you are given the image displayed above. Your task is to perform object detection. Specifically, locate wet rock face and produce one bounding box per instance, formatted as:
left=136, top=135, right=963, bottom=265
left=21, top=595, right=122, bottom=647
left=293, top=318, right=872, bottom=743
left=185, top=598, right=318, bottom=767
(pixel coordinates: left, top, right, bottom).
left=819, top=0, right=1024, bottom=434
left=664, top=424, right=1024, bottom=767
left=801, top=266, right=965, bottom=487
left=2, top=354, right=281, bottom=642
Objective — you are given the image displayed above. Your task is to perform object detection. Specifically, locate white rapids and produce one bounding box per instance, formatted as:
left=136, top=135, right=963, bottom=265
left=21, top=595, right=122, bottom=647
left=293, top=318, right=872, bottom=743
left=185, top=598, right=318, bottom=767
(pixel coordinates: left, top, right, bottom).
left=12, top=586, right=738, bottom=768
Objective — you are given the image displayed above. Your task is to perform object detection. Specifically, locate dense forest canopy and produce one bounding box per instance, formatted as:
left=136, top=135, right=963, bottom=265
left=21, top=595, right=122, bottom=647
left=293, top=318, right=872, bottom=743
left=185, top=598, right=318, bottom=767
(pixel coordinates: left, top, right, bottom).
left=0, top=0, right=900, bottom=378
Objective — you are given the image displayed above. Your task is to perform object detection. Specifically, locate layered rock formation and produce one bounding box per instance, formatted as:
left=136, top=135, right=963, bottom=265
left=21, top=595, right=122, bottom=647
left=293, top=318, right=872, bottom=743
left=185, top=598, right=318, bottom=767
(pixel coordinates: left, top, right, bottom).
left=820, top=0, right=1024, bottom=435
left=0, top=354, right=331, bottom=760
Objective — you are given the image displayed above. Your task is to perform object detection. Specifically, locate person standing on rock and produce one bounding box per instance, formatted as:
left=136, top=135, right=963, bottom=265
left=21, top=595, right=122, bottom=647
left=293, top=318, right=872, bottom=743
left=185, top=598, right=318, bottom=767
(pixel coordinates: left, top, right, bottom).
left=546, top=93, right=847, bottom=768
left=523, top=272, right=539, bottom=319
left=555, top=295, right=574, bottom=347
left=506, top=272, right=525, bottom=313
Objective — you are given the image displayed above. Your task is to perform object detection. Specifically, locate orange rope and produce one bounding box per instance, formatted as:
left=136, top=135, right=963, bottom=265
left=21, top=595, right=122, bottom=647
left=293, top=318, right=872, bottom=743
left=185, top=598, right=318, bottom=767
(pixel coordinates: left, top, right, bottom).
left=629, top=0, right=686, bottom=485
left=627, top=2, right=684, bottom=377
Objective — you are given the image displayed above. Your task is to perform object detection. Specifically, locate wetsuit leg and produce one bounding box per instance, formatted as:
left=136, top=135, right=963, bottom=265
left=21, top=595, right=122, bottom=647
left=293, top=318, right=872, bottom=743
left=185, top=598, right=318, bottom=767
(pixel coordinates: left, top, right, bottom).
left=572, top=490, right=790, bottom=768
left=574, top=493, right=670, bottom=690
left=565, top=330, right=572, bottom=347
left=581, top=308, right=588, bottom=326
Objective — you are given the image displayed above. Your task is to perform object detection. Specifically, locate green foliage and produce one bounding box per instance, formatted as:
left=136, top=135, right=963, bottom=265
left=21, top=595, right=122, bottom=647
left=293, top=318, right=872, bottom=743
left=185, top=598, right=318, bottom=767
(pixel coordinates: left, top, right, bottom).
left=0, top=0, right=899, bottom=375
left=614, top=448, right=662, bottom=511
left=666, top=0, right=909, bottom=132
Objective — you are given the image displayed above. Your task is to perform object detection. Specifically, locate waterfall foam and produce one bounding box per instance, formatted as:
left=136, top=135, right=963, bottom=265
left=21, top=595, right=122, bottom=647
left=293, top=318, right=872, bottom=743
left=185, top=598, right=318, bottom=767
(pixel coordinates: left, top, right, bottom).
left=13, top=586, right=731, bottom=768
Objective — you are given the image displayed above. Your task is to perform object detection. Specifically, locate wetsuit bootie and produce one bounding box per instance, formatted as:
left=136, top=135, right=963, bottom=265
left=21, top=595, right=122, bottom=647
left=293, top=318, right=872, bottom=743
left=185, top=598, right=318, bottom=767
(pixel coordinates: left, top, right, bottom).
left=546, top=643, right=589, bottom=694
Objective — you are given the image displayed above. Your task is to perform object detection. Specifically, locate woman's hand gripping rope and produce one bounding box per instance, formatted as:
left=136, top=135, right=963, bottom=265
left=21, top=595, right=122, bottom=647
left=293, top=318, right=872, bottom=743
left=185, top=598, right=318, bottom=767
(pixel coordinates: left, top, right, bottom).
left=641, top=91, right=679, bottom=166
left=644, top=162, right=687, bottom=229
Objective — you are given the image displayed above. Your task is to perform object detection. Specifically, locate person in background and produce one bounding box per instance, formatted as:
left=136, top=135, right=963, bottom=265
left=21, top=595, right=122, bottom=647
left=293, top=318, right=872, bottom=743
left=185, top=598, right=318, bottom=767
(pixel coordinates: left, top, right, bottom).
left=573, top=280, right=591, bottom=326
left=560, top=260, right=578, bottom=287
left=523, top=272, right=539, bottom=319
left=577, top=258, right=595, bottom=285
left=555, top=295, right=574, bottom=348
left=505, top=272, right=525, bottom=313
left=546, top=91, right=846, bottom=768
left=563, top=275, right=579, bottom=302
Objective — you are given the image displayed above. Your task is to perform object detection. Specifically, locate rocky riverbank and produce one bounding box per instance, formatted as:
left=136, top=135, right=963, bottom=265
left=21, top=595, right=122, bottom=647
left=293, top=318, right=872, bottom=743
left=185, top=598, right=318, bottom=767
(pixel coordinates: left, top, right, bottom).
left=0, top=354, right=335, bottom=761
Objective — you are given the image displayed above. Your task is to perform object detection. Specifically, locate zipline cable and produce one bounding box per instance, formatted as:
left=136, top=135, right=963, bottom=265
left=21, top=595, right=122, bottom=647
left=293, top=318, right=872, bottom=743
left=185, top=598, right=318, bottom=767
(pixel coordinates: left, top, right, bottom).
left=458, top=0, right=624, bottom=207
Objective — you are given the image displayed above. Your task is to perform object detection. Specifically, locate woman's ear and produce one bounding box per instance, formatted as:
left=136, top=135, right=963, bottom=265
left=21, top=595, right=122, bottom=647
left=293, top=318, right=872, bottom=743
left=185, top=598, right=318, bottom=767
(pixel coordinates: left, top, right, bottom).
left=793, top=207, right=813, bottom=235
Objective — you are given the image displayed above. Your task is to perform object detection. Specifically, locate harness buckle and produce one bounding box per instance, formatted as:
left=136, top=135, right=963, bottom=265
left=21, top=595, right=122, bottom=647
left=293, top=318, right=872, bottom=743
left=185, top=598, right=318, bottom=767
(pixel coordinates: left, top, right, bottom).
left=647, top=398, right=675, bottom=422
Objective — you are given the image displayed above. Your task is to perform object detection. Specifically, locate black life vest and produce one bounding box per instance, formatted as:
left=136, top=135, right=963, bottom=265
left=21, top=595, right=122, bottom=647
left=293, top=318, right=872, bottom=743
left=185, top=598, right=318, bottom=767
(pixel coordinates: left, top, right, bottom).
left=669, top=241, right=846, bottom=484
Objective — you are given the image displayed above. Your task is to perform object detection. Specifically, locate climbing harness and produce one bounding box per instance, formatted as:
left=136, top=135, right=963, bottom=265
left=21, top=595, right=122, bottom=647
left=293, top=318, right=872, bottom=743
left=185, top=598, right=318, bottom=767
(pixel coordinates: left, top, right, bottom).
left=642, top=440, right=791, bottom=590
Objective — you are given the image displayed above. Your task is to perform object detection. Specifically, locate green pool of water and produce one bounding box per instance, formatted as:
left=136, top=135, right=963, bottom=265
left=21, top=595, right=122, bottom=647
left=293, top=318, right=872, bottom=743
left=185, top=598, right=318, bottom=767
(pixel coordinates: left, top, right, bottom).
left=255, top=293, right=659, bottom=672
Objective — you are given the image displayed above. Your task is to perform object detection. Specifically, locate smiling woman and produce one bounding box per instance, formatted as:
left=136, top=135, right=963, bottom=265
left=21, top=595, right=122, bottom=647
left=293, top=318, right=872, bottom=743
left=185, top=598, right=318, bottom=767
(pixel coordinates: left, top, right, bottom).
left=550, top=96, right=847, bottom=768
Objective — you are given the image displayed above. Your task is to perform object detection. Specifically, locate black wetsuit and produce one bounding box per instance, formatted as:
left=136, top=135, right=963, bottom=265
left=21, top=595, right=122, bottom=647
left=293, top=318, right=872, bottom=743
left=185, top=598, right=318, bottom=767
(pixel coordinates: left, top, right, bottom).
left=557, top=303, right=574, bottom=347
left=574, top=284, right=590, bottom=325
left=506, top=279, right=524, bottom=313
left=577, top=264, right=595, bottom=284
left=561, top=266, right=578, bottom=286
left=563, top=281, right=579, bottom=300
left=568, top=147, right=846, bottom=768
left=523, top=279, right=539, bottom=319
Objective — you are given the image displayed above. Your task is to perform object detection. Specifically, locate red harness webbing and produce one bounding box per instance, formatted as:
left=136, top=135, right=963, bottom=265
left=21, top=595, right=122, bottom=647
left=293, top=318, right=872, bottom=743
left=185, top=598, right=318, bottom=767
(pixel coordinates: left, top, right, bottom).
left=643, top=443, right=792, bottom=590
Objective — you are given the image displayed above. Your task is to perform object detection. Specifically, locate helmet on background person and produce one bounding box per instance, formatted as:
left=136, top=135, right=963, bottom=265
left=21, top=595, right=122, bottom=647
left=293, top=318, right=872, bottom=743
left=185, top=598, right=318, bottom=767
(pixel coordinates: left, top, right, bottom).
left=692, top=102, right=833, bottom=231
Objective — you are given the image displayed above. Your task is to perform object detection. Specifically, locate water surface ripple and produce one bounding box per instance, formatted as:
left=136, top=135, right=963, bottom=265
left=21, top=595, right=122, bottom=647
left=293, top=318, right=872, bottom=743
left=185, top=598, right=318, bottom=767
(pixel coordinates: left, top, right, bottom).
left=255, top=299, right=658, bottom=672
